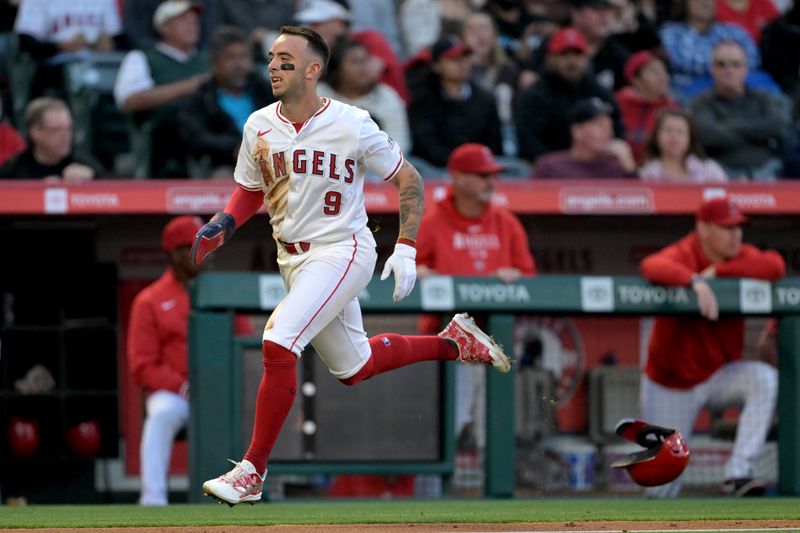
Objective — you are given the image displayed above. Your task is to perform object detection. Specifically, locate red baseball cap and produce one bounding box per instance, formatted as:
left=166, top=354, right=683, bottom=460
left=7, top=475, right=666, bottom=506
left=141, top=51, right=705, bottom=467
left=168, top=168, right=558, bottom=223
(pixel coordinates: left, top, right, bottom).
left=548, top=28, right=589, bottom=54
left=696, top=197, right=748, bottom=226
left=448, top=143, right=504, bottom=175
left=162, top=215, right=204, bottom=251
left=624, top=50, right=658, bottom=83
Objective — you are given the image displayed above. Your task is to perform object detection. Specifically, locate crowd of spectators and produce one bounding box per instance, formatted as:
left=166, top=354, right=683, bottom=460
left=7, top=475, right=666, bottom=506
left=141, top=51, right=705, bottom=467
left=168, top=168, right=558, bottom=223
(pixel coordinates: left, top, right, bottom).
left=0, top=0, right=798, bottom=181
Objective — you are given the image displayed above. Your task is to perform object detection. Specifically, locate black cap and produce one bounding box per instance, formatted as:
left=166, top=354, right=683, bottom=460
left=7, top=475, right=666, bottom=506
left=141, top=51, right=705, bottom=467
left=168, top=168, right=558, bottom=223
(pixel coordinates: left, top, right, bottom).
left=568, top=97, right=613, bottom=124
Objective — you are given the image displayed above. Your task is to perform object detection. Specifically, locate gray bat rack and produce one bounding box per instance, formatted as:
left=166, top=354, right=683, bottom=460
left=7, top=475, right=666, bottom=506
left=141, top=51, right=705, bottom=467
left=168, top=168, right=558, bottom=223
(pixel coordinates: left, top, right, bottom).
left=188, top=273, right=800, bottom=502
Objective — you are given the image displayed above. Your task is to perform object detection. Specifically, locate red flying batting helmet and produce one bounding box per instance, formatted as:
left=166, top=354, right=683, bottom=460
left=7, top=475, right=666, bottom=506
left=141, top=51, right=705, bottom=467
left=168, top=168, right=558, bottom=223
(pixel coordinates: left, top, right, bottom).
left=611, top=418, right=690, bottom=487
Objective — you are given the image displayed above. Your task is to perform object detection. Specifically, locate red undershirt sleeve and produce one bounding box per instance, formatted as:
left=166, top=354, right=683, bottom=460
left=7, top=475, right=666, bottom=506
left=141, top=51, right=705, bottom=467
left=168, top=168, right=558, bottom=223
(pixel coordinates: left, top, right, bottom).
left=224, top=185, right=264, bottom=228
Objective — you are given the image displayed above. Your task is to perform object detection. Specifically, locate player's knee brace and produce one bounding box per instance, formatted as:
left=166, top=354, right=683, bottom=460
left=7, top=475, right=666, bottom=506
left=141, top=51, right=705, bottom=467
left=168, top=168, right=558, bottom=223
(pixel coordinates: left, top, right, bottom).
left=339, top=356, right=374, bottom=386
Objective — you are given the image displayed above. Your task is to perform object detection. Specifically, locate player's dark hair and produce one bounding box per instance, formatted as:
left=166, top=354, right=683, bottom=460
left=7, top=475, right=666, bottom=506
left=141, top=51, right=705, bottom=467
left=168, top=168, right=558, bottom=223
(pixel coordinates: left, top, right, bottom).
left=279, top=25, right=331, bottom=69
left=210, top=25, right=249, bottom=60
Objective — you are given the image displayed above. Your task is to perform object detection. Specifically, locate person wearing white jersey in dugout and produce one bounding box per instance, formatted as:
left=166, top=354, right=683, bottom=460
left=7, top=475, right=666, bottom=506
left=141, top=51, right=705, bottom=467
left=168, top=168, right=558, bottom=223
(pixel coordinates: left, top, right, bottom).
left=191, top=25, right=511, bottom=506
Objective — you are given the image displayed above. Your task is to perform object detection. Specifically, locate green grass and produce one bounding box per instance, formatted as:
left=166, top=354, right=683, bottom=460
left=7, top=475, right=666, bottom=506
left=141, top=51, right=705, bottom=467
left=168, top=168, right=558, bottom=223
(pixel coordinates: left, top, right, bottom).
left=1, top=498, right=799, bottom=528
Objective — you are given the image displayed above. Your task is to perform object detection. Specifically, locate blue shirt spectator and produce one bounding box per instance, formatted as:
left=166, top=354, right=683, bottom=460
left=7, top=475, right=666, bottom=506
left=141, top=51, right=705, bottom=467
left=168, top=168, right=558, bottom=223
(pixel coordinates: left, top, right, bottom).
left=216, top=91, right=253, bottom=134
left=659, top=0, right=761, bottom=101
left=660, top=20, right=760, bottom=98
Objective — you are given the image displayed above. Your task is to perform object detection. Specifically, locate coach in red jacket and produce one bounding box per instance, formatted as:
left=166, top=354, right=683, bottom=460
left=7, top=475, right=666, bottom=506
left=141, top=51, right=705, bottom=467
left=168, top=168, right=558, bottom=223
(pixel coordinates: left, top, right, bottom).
left=128, top=216, right=254, bottom=505
left=416, top=143, right=536, bottom=448
left=639, top=197, right=785, bottom=498
left=417, top=143, right=536, bottom=283
left=128, top=216, right=204, bottom=505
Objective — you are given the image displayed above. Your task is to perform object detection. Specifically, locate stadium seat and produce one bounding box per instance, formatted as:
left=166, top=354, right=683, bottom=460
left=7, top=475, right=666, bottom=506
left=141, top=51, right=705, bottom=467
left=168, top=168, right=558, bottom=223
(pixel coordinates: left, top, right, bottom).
left=4, top=32, right=36, bottom=135
left=64, top=52, right=129, bottom=173
left=126, top=116, right=153, bottom=179
left=186, top=154, right=213, bottom=179
left=587, top=366, right=641, bottom=444
left=495, top=156, right=532, bottom=179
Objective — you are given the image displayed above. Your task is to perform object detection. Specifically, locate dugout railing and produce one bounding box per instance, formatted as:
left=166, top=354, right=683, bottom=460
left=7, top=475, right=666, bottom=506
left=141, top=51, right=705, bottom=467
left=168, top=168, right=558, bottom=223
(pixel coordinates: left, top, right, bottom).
left=188, top=274, right=800, bottom=502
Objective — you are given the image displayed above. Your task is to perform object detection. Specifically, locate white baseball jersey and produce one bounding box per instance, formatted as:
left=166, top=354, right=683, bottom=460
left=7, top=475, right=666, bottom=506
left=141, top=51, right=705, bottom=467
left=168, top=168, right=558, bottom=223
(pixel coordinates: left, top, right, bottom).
left=14, top=0, right=122, bottom=44
left=234, top=98, right=404, bottom=244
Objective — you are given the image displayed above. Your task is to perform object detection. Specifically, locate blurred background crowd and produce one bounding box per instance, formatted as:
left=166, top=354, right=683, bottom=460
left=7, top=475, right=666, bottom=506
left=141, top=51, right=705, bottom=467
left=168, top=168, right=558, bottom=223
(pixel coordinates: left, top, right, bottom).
left=0, top=0, right=799, bottom=182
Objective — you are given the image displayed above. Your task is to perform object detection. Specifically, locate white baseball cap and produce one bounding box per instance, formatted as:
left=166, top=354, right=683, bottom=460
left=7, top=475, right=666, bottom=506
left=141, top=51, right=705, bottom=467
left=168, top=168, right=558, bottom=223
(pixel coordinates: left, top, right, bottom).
left=153, top=0, right=203, bottom=29
left=295, top=0, right=350, bottom=25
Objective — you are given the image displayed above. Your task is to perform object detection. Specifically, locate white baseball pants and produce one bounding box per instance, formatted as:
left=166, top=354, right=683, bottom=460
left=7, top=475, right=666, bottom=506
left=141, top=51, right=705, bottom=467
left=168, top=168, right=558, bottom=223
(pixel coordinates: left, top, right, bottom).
left=139, top=390, right=189, bottom=506
left=641, top=360, right=777, bottom=497
left=263, top=228, right=377, bottom=379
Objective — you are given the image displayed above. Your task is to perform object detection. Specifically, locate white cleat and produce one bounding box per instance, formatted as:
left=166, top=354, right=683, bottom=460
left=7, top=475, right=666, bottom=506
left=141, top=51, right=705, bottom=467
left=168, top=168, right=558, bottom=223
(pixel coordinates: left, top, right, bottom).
left=202, top=459, right=265, bottom=506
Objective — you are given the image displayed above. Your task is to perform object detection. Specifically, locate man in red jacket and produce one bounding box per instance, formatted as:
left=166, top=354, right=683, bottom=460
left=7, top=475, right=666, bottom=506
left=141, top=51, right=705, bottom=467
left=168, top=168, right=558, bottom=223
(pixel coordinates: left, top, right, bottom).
left=640, top=196, right=785, bottom=497
left=417, top=143, right=536, bottom=283
left=128, top=216, right=254, bottom=505
left=417, top=143, right=536, bottom=447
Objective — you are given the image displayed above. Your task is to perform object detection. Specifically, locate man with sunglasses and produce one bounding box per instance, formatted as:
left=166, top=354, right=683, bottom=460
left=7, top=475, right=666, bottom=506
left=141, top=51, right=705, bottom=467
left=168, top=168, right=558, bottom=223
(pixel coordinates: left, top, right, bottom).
left=689, top=39, right=790, bottom=180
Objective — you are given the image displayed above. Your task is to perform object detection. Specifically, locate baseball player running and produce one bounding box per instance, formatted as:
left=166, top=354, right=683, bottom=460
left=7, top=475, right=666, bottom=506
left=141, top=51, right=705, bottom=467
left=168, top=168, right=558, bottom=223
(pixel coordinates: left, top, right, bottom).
left=192, top=26, right=511, bottom=506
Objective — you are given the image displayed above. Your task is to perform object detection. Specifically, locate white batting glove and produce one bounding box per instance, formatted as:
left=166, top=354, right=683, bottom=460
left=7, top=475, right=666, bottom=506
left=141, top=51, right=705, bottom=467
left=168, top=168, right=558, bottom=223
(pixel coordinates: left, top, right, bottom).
left=380, top=243, right=417, bottom=302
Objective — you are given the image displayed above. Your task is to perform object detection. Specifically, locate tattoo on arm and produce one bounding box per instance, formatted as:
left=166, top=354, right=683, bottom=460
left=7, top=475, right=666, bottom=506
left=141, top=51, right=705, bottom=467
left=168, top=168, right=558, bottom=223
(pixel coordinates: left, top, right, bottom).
left=397, top=161, right=424, bottom=240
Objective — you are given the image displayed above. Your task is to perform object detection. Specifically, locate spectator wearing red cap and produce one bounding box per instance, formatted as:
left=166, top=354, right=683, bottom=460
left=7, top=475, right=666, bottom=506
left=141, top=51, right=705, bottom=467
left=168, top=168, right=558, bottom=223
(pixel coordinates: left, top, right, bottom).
left=515, top=28, right=624, bottom=162
left=408, top=36, right=502, bottom=168
left=615, top=51, right=680, bottom=160
left=639, top=196, right=784, bottom=498
left=416, top=142, right=536, bottom=450
left=127, top=216, right=253, bottom=505
left=533, top=97, right=636, bottom=177
left=523, top=0, right=632, bottom=91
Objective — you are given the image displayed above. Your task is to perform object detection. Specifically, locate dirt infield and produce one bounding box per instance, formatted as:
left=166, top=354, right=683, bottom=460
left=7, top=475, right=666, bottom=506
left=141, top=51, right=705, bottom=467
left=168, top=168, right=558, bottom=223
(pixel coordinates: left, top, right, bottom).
left=9, top=521, right=800, bottom=533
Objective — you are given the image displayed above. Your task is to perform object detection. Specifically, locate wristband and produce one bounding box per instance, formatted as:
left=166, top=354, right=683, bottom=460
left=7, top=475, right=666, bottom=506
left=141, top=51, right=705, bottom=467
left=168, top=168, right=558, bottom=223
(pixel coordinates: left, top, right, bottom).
left=690, top=274, right=704, bottom=286
left=397, top=236, right=416, bottom=248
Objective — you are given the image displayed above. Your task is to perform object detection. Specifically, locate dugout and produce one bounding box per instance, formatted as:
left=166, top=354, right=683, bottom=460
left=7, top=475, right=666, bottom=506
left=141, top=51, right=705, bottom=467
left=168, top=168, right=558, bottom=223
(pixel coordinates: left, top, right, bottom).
left=1, top=179, right=799, bottom=502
